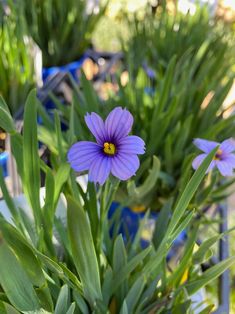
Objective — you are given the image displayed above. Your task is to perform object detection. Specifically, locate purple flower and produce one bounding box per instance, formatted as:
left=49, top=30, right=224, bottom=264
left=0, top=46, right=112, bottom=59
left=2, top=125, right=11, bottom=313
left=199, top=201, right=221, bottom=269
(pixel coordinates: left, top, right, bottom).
left=146, top=67, right=156, bottom=79
left=192, top=138, right=235, bottom=176
left=143, top=62, right=156, bottom=79
left=67, top=107, right=145, bottom=185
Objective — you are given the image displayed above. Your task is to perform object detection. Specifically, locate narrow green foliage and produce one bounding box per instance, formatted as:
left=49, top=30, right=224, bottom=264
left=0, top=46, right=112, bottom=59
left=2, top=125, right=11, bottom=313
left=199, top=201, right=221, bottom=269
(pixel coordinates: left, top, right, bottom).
left=22, top=89, right=41, bottom=231
left=0, top=240, right=41, bottom=312
left=67, top=196, right=102, bottom=307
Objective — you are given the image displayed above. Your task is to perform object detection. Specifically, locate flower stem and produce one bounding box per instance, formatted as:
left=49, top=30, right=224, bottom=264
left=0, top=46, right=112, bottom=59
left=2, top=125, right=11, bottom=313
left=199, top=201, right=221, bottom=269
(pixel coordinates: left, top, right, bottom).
left=96, top=179, right=120, bottom=261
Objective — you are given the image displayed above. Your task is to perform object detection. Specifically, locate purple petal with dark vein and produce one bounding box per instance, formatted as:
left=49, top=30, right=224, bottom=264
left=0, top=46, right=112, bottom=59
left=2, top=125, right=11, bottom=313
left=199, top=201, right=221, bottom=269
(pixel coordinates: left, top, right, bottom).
left=67, top=141, right=101, bottom=171
left=118, top=135, right=145, bottom=155
left=88, top=156, right=111, bottom=185
left=111, top=153, right=140, bottom=180
left=221, top=154, right=235, bottom=168
left=220, top=138, right=235, bottom=154
left=216, top=160, right=234, bottom=176
left=105, top=107, right=133, bottom=141
left=85, top=112, right=106, bottom=145
left=193, top=138, right=219, bottom=153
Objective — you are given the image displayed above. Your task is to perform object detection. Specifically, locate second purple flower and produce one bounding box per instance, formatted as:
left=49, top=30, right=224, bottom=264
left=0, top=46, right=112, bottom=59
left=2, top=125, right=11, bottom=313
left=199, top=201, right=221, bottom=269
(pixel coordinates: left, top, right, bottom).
left=68, top=107, right=145, bottom=185
left=192, top=138, right=235, bottom=176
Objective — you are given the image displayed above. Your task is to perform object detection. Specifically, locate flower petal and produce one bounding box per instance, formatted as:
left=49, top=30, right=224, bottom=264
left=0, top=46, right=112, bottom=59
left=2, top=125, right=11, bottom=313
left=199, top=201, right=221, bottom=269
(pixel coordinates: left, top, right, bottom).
left=111, top=153, right=140, bottom=180
left=216, top=160, right=234, bottom=176
left=220, top=138, right=235, bottom=154
left=193, top=138, right=219, bottom=153
left=118, top=135, right=145, bottom=155
left=192, top=154, right=215, bottom=172
left=105, top=107, right=133, bottom=141
left=221, top=154, right=235, bottom=168
left=85, top=112, right=106, bottom=145
left=67, top=141, right=101, bottom=172
left=89, top=156, right=111, bottom=185
left=192, top=154, right=207, bottom=169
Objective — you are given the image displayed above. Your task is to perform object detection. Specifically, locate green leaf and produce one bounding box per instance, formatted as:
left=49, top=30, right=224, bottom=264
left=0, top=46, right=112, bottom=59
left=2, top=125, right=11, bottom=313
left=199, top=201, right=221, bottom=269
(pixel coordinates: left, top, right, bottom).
left=37, top=102, right=54, bottom=130
left=54, top=163, right=71, bottom=205
left=0, top=96, right=16, bottom=134
left=172, top=300, right=191, bottom=314
left=43, top=163, right=70, bottom=238
left=111, top=246, right=151, bottom=293
left=10, top=134, right=24, bottom=179
left=125, top=276, right=146, bottom=313
left=0, top=219, right=53, bottom=312
left=112, top=235, right=128, bottom=306
left=113, top=235, right=127, bottom=272
left=67, top=196, right=102, bottom=307
left=38, top=126, right=58, bottom=155
left=54, top=111, right=65, bottom=161
left=186, top=257, right=235, bottom=295
left=167, top=147, right=218, bottom=237
left=43, top=167, right=55, bottom=225
left=151, top=55, right=176, bottom=136
left=0, top=167, right=19, bottom=223
left=86, top=182, right=99, bottom=239
left=0, top=301, right=20, bottom=314
left=169, top=226, right=198, bottom=288
left=127, top=156, right=160, bottom=204
left=68, top=101, right=77, bottom=145
left=22, top=89, right=41, bottom=231
left=55, top=285, right=69, bottom=314
left=0, top=95, right=11, bottom=114
left=101, top=266, right=113, bottom=306
left=59, top=263, right=83, bottom=291
left=54, top=217, right=72, bottom=257
left=17, top=208, right=37, bottom=246
left=35, top=251, right=83, bottom=293
left=73, top=291, right=89, bottom=314
left=66, top=302, right=76, bottom=314
left=120, top=300, right=128, bottom=314
left=152, top=199, right=172, bottom=250
left=197, top=304, right=214, bottom=314
left=169, top=210, right=195, bottom=245
left=136, top=277, right=159, bottom=312
left=147, top=148, right=217, bottom=274
left=0, top=239, right=40, bottom=312
left=35, top=251, right=64, bottom=276
left=193, top=236, right=221, bottom=265
left=0, top=219, right=43, bottom=287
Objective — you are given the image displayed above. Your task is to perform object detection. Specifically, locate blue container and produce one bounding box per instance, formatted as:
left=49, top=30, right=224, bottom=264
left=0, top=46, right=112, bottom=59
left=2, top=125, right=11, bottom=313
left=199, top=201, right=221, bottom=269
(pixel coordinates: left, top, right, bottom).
left=108, top=202, right=187, bottom=257
left=42, top=55, right=87, bottom=83
left=0, top=151, right=9, bottom=177
left=40, top=56, right=87, bottom=132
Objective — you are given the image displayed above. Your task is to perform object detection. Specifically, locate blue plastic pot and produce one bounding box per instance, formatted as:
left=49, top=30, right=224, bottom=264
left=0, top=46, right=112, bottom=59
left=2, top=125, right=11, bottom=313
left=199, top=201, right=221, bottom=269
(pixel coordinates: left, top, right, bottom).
left=42, top=55, right=87, bottom=83
left=40, top=55, right=87, bottom=132
left=108, top=202, right=187, bottom=258
left=0, top=151, right=9, bottom=177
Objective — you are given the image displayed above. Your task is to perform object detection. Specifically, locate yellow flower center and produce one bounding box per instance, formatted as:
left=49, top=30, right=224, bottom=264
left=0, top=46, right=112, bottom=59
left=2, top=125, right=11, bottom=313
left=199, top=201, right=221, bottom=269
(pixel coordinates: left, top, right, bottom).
left=103, top=142, right=116, bottom=155
left=131, top=205, right=146, bottom=213
left=214, top=148, right=223, bottom=160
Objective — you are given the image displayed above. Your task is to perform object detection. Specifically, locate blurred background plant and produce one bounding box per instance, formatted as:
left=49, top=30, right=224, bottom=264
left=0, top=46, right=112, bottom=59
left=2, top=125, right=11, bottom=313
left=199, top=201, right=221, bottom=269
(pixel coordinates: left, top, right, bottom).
left=124, top=1, right=235, bottom=74
left=13, top=0, right=108, bottom=67
left=0, top=5, right=36, bottom=115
